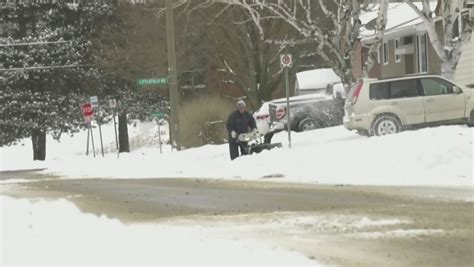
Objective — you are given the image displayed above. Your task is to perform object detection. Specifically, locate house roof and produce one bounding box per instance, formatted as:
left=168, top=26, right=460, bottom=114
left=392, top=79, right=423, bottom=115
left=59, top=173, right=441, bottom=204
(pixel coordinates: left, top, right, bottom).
left=360, top=2, right=438, bottom=43
left=296, top=68, right=341, bottom=90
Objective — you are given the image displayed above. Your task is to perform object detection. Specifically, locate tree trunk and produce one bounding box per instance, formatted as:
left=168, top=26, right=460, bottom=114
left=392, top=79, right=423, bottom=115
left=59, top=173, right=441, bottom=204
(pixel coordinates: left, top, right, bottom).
left=441, top=61, right=456, bottom=81
left=363, top=0, right=388, bottom=77
left=118, top=113, right=130, bottom=153
left=341, top=67, right=356, bottom=94
left=32, top=129, right=46, bottom=161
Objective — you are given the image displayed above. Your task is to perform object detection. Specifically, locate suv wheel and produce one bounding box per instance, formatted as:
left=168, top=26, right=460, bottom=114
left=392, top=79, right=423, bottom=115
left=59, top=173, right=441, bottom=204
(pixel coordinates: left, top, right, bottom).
left=468, top=110, right=474, bottom=127
left=298, top=118, right=319, bottom=132
left=372, top=115, right=401, bottom=136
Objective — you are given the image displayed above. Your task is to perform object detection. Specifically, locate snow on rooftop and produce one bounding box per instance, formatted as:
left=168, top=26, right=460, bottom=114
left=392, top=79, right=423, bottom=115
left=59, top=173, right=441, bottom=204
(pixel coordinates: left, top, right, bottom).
left=296, top=68, right=341, bottom=90
left=360, top=2, right=438, bottom=40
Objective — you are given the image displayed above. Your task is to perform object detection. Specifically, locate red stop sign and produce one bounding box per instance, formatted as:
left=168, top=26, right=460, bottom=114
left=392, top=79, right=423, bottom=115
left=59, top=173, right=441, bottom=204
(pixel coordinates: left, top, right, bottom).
left=276, top=106, right=286, bottom=120
left=81, top=103, right=94, bottom=117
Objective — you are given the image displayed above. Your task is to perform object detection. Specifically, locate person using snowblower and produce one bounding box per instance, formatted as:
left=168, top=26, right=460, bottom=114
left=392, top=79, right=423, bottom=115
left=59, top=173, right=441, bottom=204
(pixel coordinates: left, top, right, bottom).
left=226, top=100, right=257, bottom=160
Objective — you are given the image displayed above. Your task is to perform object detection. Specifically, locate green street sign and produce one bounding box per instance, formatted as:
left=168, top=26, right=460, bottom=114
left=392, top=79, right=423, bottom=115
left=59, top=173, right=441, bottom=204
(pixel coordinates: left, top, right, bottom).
left=137, top=78, right=168, bottom=86
left=151, top=112, right=166, bottom=118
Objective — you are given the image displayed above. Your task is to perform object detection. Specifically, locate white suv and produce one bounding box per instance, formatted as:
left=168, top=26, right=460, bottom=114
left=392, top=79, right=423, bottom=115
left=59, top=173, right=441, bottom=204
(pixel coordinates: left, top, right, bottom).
left=344, top=75, right=474, bottom=136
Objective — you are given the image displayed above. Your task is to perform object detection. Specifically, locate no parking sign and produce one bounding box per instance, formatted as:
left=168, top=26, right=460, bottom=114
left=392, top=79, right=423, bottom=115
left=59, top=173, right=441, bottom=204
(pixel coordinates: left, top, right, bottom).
left=280, top=54, right=293, bottom=68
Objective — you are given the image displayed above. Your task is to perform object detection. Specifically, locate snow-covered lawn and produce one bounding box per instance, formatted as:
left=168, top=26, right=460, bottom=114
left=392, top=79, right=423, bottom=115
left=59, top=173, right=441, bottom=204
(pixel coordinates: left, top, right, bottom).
left=1, top=121, right=472, bottom=187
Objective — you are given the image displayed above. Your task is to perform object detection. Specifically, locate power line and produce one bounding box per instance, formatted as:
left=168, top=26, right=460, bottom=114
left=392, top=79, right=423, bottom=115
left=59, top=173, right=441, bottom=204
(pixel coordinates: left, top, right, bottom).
left=0, top=64, right=94, bottom=72
left=0, top=40, right=74, bottom=47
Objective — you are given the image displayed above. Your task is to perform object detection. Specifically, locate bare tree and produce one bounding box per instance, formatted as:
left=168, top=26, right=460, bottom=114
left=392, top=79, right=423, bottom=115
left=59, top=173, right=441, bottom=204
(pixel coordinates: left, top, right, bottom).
left=165, top=0, right=388, bottom=90
left=363, top=0, right=389, bottom=77
left=405, top=0, right=472, bottom=80
left=201, top=5, right=292, bottom=106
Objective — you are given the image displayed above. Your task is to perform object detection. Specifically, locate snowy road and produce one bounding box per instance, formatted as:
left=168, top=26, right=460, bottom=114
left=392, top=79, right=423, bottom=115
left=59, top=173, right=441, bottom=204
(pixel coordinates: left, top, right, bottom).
left=3, top=177, right=473, bottom=266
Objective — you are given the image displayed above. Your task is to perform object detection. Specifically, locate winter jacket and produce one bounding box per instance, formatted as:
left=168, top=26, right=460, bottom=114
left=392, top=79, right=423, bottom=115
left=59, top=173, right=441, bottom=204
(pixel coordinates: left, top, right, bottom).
left=226, top=110, right=257, bottom=140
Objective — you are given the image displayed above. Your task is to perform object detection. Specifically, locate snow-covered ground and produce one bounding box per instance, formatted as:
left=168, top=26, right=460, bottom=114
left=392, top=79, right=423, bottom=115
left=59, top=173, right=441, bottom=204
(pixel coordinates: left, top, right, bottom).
left=0, top=194, right=449, bottom=266
left=1, top=122, right=472, bottom=266
left=0, top=195, right=316, bottom=266
left=0, top=121, right=472, bottom=187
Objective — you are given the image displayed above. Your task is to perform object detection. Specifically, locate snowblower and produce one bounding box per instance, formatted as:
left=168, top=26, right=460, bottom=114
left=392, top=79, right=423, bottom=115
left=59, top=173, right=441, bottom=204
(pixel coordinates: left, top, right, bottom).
left=237, top=131, right=282, bottom=154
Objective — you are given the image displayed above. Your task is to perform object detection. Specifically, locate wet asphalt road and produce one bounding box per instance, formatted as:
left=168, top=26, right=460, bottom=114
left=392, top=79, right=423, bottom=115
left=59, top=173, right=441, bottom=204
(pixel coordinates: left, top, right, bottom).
left=2, top=175, right=473, bottom=266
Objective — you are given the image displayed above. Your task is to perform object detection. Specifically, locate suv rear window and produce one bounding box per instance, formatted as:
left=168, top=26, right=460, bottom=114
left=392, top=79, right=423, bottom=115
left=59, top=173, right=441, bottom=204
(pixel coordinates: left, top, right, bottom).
left=370, top=82, right=389, bottom=100
left=370, top=79, right=419, bottom=100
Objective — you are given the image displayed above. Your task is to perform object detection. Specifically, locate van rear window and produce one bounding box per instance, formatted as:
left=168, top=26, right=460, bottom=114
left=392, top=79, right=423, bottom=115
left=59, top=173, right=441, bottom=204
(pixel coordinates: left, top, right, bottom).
left=370, top=82, right=390, bottom=100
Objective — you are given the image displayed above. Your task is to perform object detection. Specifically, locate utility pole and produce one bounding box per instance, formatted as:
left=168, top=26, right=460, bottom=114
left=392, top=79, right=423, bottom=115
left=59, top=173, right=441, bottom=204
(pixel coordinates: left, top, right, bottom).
left=166, top=0, right=181, bottom=151
left=280, top=53, right=293, bottom=149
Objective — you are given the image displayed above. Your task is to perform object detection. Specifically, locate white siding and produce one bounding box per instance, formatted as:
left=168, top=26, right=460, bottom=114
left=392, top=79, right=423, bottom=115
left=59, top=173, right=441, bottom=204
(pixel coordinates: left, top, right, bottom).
left=455, top=37, right=474, bottom=87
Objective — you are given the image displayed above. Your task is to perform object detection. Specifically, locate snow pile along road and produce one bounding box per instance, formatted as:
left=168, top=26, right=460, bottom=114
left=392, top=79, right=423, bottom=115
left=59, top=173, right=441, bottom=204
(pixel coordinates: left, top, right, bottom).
left=0, top=195, right=316, bottom=266
left=1, top=122, right=472, bottom=187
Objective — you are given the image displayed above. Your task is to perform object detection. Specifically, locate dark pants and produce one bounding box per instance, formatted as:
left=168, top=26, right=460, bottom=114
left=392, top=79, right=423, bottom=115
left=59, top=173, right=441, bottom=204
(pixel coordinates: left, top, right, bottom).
left=229, top=141, right=248, bottom=160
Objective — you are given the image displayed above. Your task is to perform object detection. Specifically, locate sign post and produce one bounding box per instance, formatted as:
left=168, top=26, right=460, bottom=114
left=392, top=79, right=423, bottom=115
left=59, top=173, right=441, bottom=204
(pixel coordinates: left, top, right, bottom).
left=280, top=54, right=293, bottom=149
left=89, top=120, right=96, bottom=158
left=90, top=96, right=104, bottom=157
left=85, top=116, right=91, bottom=156
left=151, top=112, right=166, bottom=154
left=81, top=103, right=96, bottom=157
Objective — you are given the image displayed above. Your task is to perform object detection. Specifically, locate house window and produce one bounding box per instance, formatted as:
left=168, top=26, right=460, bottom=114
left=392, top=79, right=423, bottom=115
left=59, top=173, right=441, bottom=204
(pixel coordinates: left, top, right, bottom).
left=453, top=10, right=470, bottom=38
left=416, top=33, right=428, bottom=73
left=395, top=39, right=401, bottom=63
left=383, top=42, right=389, bottom=65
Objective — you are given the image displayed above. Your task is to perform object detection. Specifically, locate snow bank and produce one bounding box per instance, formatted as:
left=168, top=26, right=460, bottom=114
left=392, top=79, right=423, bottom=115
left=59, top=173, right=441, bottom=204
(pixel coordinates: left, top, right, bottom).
left=1, top=121, right=472, bottom=187
left=0, top=195, right=316, bottom=265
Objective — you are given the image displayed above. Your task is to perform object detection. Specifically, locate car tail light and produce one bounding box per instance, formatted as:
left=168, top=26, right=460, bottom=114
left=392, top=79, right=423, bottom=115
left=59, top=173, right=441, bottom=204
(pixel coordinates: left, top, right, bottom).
left=256, top=114, right=270, bottom=120
left=351, top=81, right=363, bottom=105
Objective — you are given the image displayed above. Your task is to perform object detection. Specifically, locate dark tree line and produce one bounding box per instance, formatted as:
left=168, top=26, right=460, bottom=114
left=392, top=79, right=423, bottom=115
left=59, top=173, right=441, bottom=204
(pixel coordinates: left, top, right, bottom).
left=0, top=1, right=168, bottom=159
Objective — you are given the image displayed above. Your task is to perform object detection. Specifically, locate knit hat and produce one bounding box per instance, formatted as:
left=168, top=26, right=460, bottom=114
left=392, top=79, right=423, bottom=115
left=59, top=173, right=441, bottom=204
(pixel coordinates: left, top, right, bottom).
left=236, top=100, right=246, bottom=108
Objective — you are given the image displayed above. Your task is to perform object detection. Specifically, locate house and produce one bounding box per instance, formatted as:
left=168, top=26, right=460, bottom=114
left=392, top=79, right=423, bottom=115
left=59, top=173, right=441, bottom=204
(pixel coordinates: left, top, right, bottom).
left=455, top=1, right=474, bottom=88
left=353, top=2, right=473, bottom=87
